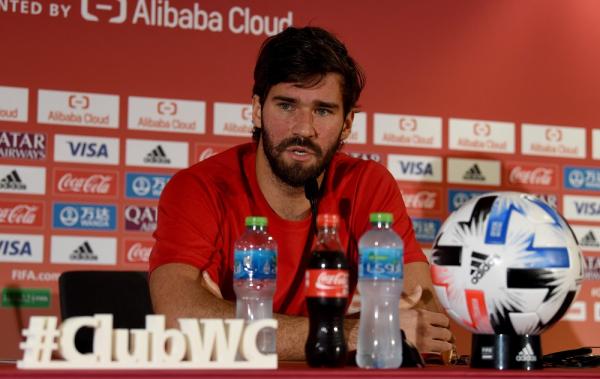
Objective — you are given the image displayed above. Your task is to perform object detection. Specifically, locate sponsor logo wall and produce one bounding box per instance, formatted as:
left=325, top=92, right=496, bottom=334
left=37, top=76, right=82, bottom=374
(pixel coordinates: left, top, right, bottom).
left=1, top=0, right=599, bottom=360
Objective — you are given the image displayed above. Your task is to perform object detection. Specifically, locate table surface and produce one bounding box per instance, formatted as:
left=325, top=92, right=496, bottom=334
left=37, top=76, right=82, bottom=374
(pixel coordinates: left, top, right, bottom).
left=2, top=362, right=600, bottom=379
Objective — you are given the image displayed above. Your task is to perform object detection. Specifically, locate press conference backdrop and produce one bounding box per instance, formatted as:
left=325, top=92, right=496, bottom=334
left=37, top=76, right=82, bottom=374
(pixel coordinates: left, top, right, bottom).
left=1, top=0, right=599, bottom=360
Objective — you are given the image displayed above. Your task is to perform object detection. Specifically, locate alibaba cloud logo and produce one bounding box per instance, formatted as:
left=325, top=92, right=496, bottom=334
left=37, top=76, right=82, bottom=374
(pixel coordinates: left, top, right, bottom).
left=399, top=117, right=417, bottom=132
left=81, top=0, right=127, bottom=24
left=545, top=127, right=562, bottom=142
left=473, top=122, right=491, bottom=137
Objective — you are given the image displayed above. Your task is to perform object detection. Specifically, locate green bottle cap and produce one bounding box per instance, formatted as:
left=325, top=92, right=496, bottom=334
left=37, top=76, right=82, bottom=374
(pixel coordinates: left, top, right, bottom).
left=370, top=212, right=393, bottom=223
left=245, top=216, right=268, bottom=227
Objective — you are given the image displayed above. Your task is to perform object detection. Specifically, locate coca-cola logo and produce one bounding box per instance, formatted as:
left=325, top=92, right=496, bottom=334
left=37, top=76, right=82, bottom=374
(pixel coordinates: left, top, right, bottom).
left=0, top=203, right=42, bottom=226
left=402, top=190, right=439, bottom=210
left=545, top=128, right=562, bottom=142
left=399, top=118, right=417, bottom=132
left=473, top=122, right=491, bottom=137
left=125, top=241, right=153, bottom=263
left=54, top=169, right=117, bottom=196
left=505, top=163, right=557, bottom=187
left=315, top=271, right=348, bottom=290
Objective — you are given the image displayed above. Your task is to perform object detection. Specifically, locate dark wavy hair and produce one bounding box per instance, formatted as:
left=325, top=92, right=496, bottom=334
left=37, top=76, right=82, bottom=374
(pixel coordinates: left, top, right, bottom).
left=252, top=26, right=366, bottom=141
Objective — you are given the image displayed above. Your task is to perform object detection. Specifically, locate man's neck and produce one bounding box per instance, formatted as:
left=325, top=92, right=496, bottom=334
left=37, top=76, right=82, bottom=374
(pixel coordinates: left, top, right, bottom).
left=255, top=144, right=321, bottom=221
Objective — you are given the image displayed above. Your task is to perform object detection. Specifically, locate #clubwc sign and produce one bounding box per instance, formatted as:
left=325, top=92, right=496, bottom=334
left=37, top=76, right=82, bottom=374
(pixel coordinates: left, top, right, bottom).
left=18, top=315, right=277, bottom=369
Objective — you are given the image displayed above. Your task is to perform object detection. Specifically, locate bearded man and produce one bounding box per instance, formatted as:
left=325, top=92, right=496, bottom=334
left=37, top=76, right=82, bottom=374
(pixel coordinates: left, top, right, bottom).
left=149, top=26, right=452, bottom=360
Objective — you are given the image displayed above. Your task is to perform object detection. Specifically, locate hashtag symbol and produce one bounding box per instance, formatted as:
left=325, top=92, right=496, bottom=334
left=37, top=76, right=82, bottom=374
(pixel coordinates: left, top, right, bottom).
left=19, top=316, right=59, bottom=364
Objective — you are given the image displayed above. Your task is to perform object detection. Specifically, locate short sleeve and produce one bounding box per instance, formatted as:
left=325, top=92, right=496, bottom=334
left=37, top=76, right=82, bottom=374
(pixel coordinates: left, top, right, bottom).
left=149, top=169, right=226, bottom=284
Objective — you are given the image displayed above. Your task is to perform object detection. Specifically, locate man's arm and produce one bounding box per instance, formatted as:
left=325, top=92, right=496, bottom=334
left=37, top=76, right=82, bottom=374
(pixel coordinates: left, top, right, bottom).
left=401, top=261, right=453, bottom=353
left=149, top=262, right=359, bottom=361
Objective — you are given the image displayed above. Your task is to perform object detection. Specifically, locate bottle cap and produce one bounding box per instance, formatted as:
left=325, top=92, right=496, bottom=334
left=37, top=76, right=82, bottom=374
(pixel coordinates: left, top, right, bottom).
left=370, top=212, right=393, bottom=223
left=245, top=216, right=268, bottom=227
left=316, top=213, right=339, bottom=228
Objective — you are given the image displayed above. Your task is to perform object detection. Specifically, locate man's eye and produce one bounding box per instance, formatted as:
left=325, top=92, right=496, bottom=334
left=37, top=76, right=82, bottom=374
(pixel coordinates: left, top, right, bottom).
left=315, top=108, right=332, bottom=116
left=278, top=103, right=294, bottom=111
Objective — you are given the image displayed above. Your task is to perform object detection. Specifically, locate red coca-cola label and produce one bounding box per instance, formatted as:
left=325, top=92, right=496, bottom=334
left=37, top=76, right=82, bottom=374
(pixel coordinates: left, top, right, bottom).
left=54, top=168, right=118, bottom=196
left=401, top=187, right=441, bottom=212
left=0, top=201, right=44, bottom=227
left=504, top=162, right=557, bottom=188
left=305, top=269, right=349, bottom=298
left=124, top=240, right=154, bottom=263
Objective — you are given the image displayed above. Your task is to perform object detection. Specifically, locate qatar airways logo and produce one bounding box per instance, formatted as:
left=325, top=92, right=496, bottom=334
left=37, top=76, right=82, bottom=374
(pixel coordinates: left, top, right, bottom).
left=0, top=86, right=28, bottom=123
left=400, top=188, right=441, bottom=212
left=449, top=118, right=515, bottom=154
left=125, top=205, right=157, bottom=232
left=0, top=131, right=46, bottom=160
left=0, top=201, right=43, bottom=227
left=505, top=162, right=557, bottom=188
left=128, top=96, right=206, bottom=134
left=522, top=124, right=586, bottom=159
left=374, top=113, right=442, bottom=149
left=124, top=240, right=153, bottom=263
left=38, top=89, right=119, bottom=129
left=54, top=169, right=117, bottom=197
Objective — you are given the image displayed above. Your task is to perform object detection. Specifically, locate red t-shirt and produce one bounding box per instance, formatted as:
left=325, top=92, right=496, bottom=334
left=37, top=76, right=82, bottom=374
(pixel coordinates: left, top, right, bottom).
left=150, top=143, right=427, bottom=316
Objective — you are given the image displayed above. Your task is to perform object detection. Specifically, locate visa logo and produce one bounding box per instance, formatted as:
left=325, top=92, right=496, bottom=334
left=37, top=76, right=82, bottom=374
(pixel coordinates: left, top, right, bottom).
left=399, top=161, right=433, bottom=175
left=68, top=142, right=108, bottom=158
left=574, top=201, right=600, bottom=216
left=0, top=240, right=31, bottom=256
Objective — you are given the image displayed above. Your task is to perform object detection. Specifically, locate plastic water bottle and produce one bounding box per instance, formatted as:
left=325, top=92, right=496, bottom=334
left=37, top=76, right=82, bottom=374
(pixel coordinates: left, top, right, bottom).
left=233, top=216, right=277, bottom=355
left=356, top=212, right=404, bottom=368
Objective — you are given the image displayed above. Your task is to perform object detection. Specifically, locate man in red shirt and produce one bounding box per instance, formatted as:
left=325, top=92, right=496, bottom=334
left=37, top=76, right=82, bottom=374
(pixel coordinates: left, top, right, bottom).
left=150, top=26, right=452, bottom=360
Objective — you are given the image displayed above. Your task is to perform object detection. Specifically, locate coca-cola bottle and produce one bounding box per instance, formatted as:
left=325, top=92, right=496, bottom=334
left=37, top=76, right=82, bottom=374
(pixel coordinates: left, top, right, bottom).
left=304, top=213, right=349, bottom=367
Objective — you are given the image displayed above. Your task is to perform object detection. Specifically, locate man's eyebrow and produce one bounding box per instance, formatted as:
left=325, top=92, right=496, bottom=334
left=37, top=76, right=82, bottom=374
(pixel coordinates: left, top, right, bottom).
left=272, top=96, right=297, bottom=103
left=314, top=101, right=339, bottom=109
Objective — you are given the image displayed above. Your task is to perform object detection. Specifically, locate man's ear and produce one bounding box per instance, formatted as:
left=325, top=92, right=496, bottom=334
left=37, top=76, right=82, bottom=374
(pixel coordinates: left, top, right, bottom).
left=340, top=110, right=355, bottom=142
left=252, top=95, right=262, bottom=131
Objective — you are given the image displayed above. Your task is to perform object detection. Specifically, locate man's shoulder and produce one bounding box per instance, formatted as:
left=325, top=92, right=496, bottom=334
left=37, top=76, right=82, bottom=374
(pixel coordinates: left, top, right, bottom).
left=164, top=143, right=254, bottom=195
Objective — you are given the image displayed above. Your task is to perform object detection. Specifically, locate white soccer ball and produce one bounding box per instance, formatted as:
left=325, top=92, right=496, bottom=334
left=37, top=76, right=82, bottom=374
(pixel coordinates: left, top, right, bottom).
left=430, top=191, right=583, bottom=335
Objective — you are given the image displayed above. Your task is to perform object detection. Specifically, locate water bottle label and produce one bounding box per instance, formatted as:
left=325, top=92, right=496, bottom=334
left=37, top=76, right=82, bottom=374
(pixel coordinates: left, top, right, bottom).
left=359, top=247, right=403, bottom=280
left=305, top=269, right=349, bottom=298
left=233, top=249, right=277, bottom=280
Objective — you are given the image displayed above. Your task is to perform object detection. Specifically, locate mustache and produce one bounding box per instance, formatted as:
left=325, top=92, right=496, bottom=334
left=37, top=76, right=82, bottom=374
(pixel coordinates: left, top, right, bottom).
left=275, top=136, right=322, bottom=156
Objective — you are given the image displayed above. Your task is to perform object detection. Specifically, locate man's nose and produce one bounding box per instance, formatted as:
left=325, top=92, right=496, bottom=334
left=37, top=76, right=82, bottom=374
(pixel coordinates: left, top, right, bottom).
left=291, top=109, right=316, bottom=137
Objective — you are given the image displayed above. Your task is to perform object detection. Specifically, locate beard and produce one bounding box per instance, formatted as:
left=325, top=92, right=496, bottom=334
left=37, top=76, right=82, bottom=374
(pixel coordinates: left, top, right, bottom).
left=261, top=123, right=341, bottom=188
